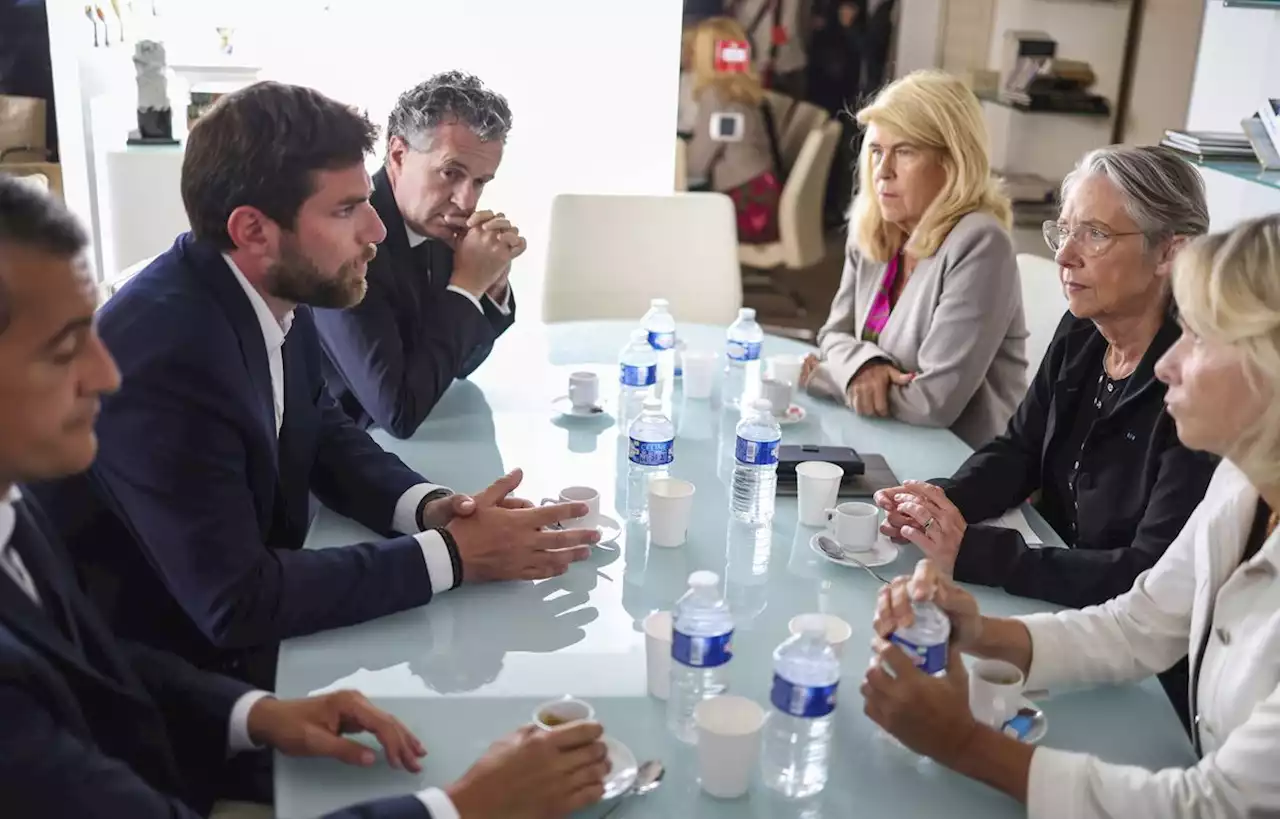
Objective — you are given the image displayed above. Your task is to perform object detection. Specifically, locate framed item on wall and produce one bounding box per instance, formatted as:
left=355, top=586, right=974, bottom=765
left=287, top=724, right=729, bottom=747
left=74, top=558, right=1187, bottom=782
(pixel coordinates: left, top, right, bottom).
left=1223, top=0, right=1280, bottom=7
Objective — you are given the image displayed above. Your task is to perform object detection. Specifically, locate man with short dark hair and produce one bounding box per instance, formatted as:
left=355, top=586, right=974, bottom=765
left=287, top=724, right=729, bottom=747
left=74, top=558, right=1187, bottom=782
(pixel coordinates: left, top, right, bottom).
left=30, top=81, right=597, bottom=692
left=313, top=71, right=524, bottom=438
left=0, top=173, right=609, bottom=819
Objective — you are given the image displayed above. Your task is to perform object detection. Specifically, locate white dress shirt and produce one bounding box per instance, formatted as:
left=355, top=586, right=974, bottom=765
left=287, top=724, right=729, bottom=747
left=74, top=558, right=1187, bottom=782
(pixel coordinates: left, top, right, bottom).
left=1018, top=459, right=1280, bottom=819
left=404, top=223, right=513, bottom=317
left=223, top=255, right=458, bottom=592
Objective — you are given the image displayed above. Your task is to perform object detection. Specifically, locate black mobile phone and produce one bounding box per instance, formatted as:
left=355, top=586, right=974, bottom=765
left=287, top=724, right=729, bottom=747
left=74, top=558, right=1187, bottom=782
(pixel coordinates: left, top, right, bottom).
left=777, top=444, right=865, bottom=478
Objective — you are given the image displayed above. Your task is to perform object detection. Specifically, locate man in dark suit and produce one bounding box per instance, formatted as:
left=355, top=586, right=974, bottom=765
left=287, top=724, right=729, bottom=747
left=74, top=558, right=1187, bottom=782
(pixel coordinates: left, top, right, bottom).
left=30, top=81, right=599, bottom=691
left=313, top=72, right=524, bottom=438
left=0, top=174, right=609, bottom=818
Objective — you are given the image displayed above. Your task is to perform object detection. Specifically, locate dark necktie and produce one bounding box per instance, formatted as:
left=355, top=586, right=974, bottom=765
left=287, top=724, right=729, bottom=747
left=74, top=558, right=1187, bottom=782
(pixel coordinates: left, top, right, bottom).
left=411, top=239, right=434, bottom=284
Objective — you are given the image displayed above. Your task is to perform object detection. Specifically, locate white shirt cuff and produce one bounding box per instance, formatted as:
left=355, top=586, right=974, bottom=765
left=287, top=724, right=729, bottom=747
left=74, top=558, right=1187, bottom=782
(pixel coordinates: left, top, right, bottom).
left=446, top=285, right=486, bottom=315
left=227, top=690, right=274, bottom=754
left=485, top=287, right=513, bottom=316
left=416, top=787, right=461, bottom=819
left=415, top=530, right=458, bottom=593
left=393, top=483, right=447, bottom=534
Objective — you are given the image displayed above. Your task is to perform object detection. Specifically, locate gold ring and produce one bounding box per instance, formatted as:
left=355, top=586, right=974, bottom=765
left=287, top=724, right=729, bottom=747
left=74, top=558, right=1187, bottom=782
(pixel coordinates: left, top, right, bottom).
left=924, top=517, right=936, bottom=532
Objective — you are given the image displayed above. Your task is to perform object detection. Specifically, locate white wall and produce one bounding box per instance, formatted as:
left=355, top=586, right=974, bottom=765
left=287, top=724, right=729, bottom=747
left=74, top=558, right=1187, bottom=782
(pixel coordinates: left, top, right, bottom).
left=1185, top=0, right=1280, bottom=132
left=48, top=0, right=684, bottom=304
left=894, top=0, right=945, bottom=78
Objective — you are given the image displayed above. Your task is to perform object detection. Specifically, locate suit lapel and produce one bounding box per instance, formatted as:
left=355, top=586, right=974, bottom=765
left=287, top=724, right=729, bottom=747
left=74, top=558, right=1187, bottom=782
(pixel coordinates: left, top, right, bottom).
left=178, top=235, right=280, bottom=466
left=372, top=167, right=420, bottom=283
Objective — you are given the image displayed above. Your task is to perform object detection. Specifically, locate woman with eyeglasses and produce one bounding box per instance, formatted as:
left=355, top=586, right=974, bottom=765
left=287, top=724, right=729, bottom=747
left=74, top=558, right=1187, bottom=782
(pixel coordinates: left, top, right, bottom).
left=873, top=145, right=1220, bottom=724
left=864, top=214, right=1280, bottom=819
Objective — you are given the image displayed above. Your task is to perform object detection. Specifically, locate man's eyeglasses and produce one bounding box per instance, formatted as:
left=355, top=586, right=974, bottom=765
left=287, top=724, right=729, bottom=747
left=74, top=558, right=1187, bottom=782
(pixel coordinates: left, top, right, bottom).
left=1042, top=221, right=1144, bottom=257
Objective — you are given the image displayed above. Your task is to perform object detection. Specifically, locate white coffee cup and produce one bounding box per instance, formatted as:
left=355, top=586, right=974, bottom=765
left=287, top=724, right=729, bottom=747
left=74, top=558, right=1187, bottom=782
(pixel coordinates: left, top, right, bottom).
left=644, top=610, right=673, bottom=700
left=766, top=354, right=805, bottom=388
left=969, top=659, right=1025, bottom=729
left=760, top=377, right=793, bottom=417
left=796, top=461, right=844, bottom=527
left=824, top=501, right=879, bottom=553
left=540, top=486, right=599, bottom=530
left=788, top=613, right=853, bottom=658
left=681, top=350, right=718, bottom=400
left=648, top=478, right=695, bottom=547
left=568, top=371, right=599, bottom=409
left=533, top=696, right=595, bottom=730
left=694, top=695, right=766, bottom=799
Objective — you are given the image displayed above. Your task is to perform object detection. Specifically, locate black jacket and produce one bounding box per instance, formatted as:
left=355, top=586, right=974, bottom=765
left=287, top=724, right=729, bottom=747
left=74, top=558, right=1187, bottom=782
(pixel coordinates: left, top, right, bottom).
left=314, top=167, right=516, bottom=438
left=0, top=495, right=430, bottom=818
left=935, top=311, right=1219, bottom=608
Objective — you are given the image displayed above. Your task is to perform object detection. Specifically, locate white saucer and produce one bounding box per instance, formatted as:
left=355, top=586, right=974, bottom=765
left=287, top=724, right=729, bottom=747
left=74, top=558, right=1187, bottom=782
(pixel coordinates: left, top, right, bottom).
left=776, top=404, right=807, bottom=425
left=549, top=514, right=621, bottom=545
left=551, top=395, right=610, bottom=420
left=602, top=735, right=639, bottom=800
left=1001, top=698, right=1048, bottom=744
left=810, top=532, right=900, bottom=568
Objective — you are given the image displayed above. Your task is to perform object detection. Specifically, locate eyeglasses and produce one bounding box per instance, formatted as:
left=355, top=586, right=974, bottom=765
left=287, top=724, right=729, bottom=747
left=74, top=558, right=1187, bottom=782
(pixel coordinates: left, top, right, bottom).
left=1042, top=221, right=1144, bottom=257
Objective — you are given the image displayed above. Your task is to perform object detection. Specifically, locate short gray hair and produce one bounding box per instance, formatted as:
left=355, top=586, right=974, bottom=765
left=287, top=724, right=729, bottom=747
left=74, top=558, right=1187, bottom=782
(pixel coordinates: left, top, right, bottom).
left=1061, top=145, right=1210, bottom=243
left=386, top=71, right=512, bottom=150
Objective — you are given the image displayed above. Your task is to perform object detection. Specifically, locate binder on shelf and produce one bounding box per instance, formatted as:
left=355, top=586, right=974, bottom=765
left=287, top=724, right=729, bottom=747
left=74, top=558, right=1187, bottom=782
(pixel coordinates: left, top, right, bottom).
left=1242, top=117, right=1280, bottom=171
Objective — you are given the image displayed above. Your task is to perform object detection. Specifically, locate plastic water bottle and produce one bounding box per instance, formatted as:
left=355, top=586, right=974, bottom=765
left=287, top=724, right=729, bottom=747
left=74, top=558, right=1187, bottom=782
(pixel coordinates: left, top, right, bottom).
left=724, top=307, right=764, bottom=408
left=627, top=397, right=674, bottom=521
left=619, top=329, right=657, bottom=423
left=668, top=571, right=734, bottom=743
left=761, top=625, right=840, bottom=798
left=889, top=601, right=951, bottom=677
left=642, top=298, right=677, bottom=387
left=731, top=398, right=782, bottom=524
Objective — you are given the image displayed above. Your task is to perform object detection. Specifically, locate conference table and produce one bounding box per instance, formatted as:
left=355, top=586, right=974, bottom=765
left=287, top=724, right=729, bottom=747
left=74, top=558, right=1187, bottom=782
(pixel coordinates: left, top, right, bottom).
left=274, top=321, right=1195, bottom=819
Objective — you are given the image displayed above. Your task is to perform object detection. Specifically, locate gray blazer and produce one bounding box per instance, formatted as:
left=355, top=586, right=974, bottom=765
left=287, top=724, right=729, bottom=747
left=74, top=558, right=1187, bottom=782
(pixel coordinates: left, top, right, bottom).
left=807, top=210, right=1028, bottom=448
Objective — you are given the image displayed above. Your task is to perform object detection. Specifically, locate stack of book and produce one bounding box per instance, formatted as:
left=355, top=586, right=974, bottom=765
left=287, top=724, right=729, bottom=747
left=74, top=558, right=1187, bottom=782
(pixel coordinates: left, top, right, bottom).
left=1160, top=130, right=1256, bottom=160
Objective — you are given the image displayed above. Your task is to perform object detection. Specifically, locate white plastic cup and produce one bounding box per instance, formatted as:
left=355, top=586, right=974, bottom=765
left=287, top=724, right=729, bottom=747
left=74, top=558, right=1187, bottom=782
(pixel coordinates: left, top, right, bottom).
left=694, top=695, right=766, bottom=799
left=681, top=351, right=718, bottom=399
left=788, top=613, right=853, bottom=658
left=648, top=478, right=696, bottom=547
left=644, top=610, right=673, bottom=700
left=766, top=354, right=805, bottom=388
left=796, top=461, right=844, bottom=527
left=568, top=371, right=599, bottom=409
left=969, top=659, right=1025, bottom=729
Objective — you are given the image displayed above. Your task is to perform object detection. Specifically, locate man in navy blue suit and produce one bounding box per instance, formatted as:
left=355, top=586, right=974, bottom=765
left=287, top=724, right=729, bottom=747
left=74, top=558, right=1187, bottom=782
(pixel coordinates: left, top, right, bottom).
left=30, top=81, right=599, bottom=691
left=313, top=72, right=524, bottom=438
left=0, top=174, right=609, bottom=818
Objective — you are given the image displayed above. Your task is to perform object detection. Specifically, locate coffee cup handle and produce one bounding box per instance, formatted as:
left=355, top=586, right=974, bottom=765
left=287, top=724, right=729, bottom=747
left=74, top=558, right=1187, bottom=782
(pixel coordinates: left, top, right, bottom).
left=541, top=498, right=557, bottom=507
left=824, top=508, right=838, bottom=527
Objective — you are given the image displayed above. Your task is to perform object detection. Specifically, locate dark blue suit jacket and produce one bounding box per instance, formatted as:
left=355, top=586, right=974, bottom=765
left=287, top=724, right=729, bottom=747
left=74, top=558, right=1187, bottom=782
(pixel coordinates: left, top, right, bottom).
left=31, top=235, right=459, bottom=689
left=0, top=495, right=429, bottom=819
left=314, top=167, right=516, bottom=438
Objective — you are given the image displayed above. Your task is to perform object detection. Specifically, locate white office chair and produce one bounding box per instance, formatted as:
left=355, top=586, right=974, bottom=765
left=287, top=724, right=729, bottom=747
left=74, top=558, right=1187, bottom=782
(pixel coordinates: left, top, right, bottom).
left=1016, top=252, right=1068, bottom=376
left=541, top=193, right=743, bottom=325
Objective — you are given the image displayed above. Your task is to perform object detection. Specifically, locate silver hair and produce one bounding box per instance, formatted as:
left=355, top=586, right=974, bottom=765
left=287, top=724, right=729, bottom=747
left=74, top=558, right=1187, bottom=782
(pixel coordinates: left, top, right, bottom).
left=386, top=70, right=512, bottom=150
left=1061, top=145, right=1210, bottom=243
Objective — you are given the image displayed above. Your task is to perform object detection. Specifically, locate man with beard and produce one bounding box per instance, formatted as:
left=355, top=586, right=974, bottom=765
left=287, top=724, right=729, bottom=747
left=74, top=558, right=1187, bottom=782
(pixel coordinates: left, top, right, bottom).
left=314, top=72, right=524, bottom=438
left=29, top=82, right=600, bottom=696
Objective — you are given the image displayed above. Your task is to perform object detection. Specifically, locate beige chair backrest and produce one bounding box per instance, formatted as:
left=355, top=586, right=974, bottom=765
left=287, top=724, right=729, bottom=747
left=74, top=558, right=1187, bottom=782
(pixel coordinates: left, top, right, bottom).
left=542, top=193, right=743, bottom=324
left=775, top=121, right=843, bottom=269
left=1016, top=252, right=1068, bottom=376
left=674, top=137, right=688, bottom=192
left=780, top=101, right=831, bottom=174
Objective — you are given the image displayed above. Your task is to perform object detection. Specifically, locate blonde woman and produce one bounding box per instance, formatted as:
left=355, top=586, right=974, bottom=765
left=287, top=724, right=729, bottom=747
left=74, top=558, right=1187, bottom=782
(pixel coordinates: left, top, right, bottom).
left=799, top=70, right=1026, bottom=447
left=865, top=214, right=1280, bottom=818
left=684, top=16, right=782, bottom=243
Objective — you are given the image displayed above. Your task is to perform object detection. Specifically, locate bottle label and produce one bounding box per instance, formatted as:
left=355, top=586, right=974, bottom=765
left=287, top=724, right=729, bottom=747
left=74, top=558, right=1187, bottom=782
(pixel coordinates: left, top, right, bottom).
left=647, top=331, right=676, bottom=351
left=726, top=340, right=762, bottom=362
left=735, top=436, right=779, bottom=465
left=672, top=629, right=734, bottom=668
left=889, top=633, right=948, bottom=676
left=620, top=363, right=657, bottom=387
left=770, top=674, right=838, bottom=718
left=630, top=438, right=674, bottom=466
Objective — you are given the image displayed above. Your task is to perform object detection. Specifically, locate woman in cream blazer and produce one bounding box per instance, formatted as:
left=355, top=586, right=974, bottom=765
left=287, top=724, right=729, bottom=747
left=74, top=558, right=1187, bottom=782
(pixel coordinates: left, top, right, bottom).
left=801, top=71, right=1026, bottom=448
left=863, top=214, right=1280, bottom=819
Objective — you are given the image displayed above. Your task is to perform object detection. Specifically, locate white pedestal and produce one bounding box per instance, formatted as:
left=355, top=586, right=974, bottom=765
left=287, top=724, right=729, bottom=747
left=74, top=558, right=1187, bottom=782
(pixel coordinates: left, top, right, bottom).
left=99, top=143, right=188, bottom=278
